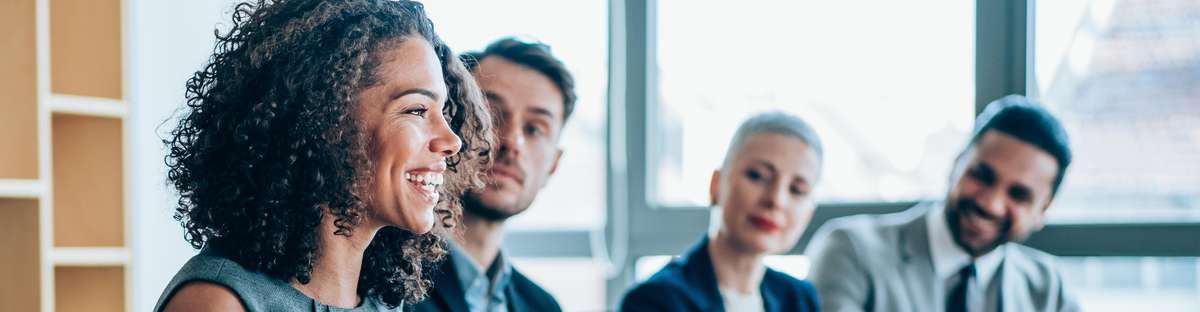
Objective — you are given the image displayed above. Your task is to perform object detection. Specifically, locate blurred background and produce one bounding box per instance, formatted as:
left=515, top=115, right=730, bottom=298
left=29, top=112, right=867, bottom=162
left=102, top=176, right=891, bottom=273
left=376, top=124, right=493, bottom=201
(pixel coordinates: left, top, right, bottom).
left=0, top=0, right=1197, bottom=311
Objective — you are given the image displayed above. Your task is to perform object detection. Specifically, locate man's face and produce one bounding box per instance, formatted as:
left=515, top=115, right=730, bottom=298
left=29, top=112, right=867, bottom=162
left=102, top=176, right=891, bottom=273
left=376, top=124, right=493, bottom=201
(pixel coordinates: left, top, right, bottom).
left=464, top=56, right=564, bottom=221
left=945, top=131, right=1060, bottom=256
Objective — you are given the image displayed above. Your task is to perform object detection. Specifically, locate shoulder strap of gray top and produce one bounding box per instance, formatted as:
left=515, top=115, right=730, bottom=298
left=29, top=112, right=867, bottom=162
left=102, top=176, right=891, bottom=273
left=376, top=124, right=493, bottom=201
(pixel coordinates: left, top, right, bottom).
left=154, top=249, right=305, bottom=311
left=154, top=249, right=403, bottom=312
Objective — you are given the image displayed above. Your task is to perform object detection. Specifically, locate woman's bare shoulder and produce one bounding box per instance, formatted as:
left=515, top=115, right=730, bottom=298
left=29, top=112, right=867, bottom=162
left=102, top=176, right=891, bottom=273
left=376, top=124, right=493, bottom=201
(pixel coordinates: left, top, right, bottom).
left=161, top=281, right=246, bottom=312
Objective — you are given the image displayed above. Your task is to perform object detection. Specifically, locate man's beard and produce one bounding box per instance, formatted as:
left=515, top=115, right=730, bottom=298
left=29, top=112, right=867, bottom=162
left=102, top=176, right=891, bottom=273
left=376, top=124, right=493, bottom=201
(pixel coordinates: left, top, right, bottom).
left=945, top=199, right=1013, bottom=256
left=462, top=191, right=526, bottom=222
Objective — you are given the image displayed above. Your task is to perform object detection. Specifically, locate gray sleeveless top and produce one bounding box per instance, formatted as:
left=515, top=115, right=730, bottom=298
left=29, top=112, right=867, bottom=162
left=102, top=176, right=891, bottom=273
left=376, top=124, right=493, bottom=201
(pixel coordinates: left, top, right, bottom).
left=154, top=248, right=402, bottom=312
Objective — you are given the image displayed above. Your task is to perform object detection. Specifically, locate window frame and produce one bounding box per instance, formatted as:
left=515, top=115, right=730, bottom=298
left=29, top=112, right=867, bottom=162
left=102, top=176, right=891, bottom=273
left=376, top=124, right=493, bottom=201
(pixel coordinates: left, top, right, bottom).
left=500, top=0, right=1200, bottom=309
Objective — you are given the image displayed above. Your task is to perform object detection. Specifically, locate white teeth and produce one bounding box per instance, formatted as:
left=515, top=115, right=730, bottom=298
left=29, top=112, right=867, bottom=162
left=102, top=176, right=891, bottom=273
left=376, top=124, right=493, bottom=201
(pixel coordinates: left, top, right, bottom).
left=405, top=172, right=444, bottom=187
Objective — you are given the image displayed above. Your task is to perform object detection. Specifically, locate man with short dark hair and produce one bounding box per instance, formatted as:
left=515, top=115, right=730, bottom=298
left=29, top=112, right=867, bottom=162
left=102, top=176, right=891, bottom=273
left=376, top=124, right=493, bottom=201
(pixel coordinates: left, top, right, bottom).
left=805, top=95, right=1082, bottom=312
left=410, top=37, right=574, bottom=312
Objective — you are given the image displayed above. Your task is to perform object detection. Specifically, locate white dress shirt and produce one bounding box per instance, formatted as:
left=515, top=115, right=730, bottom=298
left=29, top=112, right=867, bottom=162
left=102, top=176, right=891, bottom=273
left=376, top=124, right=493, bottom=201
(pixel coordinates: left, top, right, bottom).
left=927, top=204, right=1006, bottom=312
left=718, top=286, right=766, bottom=312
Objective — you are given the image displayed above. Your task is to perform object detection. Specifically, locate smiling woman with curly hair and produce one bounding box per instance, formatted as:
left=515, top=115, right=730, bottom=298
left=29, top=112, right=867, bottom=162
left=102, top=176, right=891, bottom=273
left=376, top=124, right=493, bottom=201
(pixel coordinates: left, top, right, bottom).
left=153, top=0, right=493, bottom=311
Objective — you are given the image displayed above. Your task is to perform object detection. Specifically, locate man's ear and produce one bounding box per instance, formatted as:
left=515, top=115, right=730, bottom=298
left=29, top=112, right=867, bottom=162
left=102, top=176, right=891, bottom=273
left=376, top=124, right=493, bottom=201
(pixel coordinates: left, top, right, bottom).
left=540, top=148, right=564, bottom=189
left=1034, top=197, right=1053, bottom=230
left=709, top=169, right=721, bottom=207
left=550, top=149, right=563, bottom=175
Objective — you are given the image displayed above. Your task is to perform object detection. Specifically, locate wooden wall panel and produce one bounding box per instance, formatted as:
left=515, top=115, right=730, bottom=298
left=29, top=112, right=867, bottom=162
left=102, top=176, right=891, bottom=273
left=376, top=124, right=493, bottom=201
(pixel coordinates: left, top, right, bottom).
left=0, top=200, right=41, bottom=312
left=55, top=267, right=124, bottom=312
left=51, top=0, right=123, bottom=99
left=52, top=115, right=124, bottom=247
left=0, top=0, right=40, bottom=179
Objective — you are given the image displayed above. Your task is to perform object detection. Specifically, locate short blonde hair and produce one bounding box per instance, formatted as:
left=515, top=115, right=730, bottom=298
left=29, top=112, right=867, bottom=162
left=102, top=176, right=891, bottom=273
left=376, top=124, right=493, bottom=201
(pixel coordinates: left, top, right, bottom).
left=721, top=111, right=824, bottom=169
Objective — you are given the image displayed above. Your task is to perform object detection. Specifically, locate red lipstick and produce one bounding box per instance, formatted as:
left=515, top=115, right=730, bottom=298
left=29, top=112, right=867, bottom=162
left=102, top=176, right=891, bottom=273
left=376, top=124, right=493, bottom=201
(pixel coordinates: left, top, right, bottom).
left=749, top=215, right=781, bottom=232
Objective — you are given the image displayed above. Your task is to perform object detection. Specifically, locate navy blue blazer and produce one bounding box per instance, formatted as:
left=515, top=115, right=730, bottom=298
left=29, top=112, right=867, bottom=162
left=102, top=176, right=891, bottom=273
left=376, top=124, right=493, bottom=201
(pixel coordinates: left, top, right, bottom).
left=407, top=252, right=561, bottom=312
left=620, top=237, right=820, bottom=312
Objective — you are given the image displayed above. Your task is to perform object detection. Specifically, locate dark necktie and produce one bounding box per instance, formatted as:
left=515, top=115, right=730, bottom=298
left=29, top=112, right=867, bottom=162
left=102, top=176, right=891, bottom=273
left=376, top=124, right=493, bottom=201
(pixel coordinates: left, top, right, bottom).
left=946, top=262, right=976, bottom=312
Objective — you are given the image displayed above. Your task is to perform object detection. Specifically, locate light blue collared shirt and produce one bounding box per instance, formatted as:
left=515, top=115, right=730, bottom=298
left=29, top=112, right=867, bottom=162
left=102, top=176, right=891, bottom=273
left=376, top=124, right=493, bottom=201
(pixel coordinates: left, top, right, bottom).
left=447, top=240, right=512, bottom=312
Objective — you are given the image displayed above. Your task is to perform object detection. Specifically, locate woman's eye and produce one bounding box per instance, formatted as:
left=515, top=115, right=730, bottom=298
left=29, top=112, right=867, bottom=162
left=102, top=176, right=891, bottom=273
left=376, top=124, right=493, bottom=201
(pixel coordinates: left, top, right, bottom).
left=790, top=186, right=808, bottom=196
left=746, top=169, right=763, bottom=181
left=403, top=107, right=428, bottom=117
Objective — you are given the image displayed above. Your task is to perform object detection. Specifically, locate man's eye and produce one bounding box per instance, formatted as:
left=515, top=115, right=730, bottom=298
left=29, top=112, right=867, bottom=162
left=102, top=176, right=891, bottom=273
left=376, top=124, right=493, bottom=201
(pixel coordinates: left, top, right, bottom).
left=1009, top=187, right=1031, bottom=203
left=525, top=125, right=542, bottom=136
left=968, top=167, right=993, bottom=185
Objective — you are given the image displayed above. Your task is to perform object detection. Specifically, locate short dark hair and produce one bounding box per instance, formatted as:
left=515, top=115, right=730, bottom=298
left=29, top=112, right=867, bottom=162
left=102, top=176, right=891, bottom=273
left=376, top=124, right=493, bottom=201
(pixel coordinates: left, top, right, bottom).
left=461, top=37, right=577, bottom=124
left=967, top=95, right=1072, bottom=194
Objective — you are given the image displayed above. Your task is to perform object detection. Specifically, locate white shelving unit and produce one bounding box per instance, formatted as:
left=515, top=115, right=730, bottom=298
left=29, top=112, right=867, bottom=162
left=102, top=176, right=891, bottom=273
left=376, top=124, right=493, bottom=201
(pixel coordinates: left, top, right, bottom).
left=53, top=247, right=131, bottom=267
left=48, top=94, right=129, bottom=119
left=0, top=179, right=45, bottom=199
left=1, top=0, right=131, bottom=311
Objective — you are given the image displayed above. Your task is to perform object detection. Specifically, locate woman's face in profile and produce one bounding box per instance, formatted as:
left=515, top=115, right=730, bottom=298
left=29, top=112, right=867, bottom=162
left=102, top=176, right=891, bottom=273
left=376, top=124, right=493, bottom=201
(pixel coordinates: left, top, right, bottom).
left=356, top=38, right=462, bottom=234
left=711, top=132, right=821, bottom=255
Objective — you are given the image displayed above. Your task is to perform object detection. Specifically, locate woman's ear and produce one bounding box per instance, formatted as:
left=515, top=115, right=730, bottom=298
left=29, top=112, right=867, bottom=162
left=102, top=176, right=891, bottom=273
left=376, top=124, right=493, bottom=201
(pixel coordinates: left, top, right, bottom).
left=709, top=169, right=721, bottom=207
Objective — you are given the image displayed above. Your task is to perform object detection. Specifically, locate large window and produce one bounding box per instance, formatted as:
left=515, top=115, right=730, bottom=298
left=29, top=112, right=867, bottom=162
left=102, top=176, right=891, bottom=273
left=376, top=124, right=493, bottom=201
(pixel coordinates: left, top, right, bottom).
left=511, top=258, right=609, bottom=311
left=1034, top=0, right=1200, bottom=310
left=1034, top=0, right=1200, bottom=223
left=651, top=0, right=976, bottom=206
left=1059, top=257, right=1200, bottom=311
left=424, top=1, right=1200, bottom=310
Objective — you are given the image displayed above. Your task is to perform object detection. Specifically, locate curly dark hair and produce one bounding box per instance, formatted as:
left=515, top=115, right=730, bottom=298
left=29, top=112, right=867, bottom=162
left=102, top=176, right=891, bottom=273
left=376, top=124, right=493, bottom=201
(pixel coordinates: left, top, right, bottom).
left=164, top=0, right=493, bottom=306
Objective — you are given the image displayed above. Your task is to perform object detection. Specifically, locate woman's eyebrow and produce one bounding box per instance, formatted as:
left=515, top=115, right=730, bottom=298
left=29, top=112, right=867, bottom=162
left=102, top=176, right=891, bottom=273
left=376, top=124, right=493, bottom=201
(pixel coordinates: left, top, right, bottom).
left=395, top=88, right=439, bottom=101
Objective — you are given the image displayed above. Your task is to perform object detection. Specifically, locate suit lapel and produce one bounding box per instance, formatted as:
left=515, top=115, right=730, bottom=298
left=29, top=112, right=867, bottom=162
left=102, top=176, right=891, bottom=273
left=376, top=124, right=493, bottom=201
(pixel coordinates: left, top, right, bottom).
left=759, top=273, right=780, bottom=312
left=999, top=245, right=1028, bottom=312
left=505, top=272, right=531, bottom=312
left=680, top=237, right=724, bottom=311
left=431, top=256, right=469, bottom=312
left=898, top=205, right=938, bottom=311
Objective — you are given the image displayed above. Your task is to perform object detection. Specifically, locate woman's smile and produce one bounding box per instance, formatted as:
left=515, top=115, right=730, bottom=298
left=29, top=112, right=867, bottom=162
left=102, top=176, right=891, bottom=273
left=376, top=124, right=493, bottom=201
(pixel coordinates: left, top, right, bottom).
left=403, top=170, right=444, bottom=206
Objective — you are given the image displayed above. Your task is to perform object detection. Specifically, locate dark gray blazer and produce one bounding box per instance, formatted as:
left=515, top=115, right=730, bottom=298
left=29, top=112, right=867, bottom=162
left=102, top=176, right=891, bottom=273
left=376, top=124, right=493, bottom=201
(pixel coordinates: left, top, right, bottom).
left=804, top=202, right=1081, bottom=312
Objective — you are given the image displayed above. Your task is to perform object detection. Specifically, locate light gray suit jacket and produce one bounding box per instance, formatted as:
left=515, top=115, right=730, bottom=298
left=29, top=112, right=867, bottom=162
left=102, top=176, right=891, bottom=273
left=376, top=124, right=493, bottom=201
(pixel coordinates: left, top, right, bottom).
left=804, top=203, right=1081, bottom=312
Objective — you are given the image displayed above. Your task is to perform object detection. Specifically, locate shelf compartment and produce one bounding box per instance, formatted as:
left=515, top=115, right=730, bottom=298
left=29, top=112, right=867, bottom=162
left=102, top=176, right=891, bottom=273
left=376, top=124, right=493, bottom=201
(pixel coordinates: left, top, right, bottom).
left=0, top=199, right=41, bottom=312
left=0, top=0, right=40, bottom=180
left=50, top=0, right=124, bottom=99
left=55, top=267, right=124, bottom=312
left=52, top=114, right=124, bottom=247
